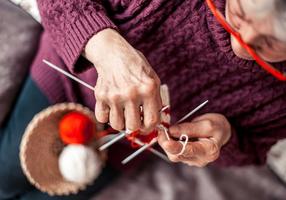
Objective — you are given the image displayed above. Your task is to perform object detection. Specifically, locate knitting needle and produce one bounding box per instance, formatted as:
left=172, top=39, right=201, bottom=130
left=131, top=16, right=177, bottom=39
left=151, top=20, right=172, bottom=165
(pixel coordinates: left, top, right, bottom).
left=96, top=132, right=169, bottom=162
left=175, top=100, right=209, bottom=124
left=122, top=100, right=208, bottom=164
left=132, top=138, right=170, bottom=162
left=99, top=131, right=126, bottom=151
left=43, top=59, right=170, bottom=161
left=43, top=60, right=94, bottom=91
left=99, top=105, right=170, bottom=151
left=122, top=139, right=158, bottom=164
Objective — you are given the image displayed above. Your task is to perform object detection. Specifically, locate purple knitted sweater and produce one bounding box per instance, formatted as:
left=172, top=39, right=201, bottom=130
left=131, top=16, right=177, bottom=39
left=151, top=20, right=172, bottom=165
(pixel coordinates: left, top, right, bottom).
left=31, top=0, right=286, bottom=166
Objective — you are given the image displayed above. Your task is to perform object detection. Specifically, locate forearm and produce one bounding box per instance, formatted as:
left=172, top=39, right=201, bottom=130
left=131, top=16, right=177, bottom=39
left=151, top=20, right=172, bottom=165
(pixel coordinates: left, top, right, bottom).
left=83, top=28, right=140, bottom=72
left=37, top=0, right=117, bottom=72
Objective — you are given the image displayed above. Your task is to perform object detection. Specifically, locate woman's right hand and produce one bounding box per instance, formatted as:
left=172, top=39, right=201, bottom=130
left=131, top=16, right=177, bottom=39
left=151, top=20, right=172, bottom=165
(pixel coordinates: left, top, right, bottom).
left=84, top=29, right=162, bottom=133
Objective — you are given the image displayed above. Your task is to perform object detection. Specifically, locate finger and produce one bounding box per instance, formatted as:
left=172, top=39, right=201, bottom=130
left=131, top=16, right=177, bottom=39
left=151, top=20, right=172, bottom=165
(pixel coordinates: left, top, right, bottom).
left=182, top=158, right=209, bottom=167
left=95, top=101, right=110, bottom=123
left=157, top=130, right=169, bottom=144
left=124, top=101, right=141, bottom=131
left=158, top=131, right=182, bottom=155
left=156, top=87, right=163, bottom=109
left=157, top=132, right=181, bottom=162
left=179, top=138, right=219, bottom=159
left=109, top=104, right=124, bottom=130
left=142, top=97, right=161, bottom=133
left=168, top=141, right=219, bottom=166
left=169, top=120, right=215, bottom=138
left=167, top=154, right=181, bottom=163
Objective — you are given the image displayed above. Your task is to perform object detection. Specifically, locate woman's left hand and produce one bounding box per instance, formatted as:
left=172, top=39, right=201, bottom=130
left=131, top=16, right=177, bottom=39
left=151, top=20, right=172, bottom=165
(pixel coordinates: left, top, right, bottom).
left=158, top=113, right=232, bottom=167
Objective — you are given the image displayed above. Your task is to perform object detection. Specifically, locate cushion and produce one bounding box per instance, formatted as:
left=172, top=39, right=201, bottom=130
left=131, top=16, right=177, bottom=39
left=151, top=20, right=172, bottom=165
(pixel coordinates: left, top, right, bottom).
left=0, top=0, right=42, bottom=125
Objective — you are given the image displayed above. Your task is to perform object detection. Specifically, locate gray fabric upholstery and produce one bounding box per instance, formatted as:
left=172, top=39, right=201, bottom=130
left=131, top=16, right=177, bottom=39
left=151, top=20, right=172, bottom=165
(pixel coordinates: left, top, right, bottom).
left=267, top=139, right=286, bottom=184
left=0, top=0, right=42, bottom=125
left=94, top=160, right=286, bottom=200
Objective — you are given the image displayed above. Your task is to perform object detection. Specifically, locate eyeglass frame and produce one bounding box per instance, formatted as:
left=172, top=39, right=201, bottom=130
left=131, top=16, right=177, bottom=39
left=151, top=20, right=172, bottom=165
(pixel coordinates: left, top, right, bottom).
left=206, top=0, right=286, bottom=81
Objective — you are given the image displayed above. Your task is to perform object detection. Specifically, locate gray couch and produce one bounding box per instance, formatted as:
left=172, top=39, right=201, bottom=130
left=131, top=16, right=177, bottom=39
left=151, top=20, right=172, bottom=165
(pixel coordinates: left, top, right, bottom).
left=0, top=0, right=42, bottom=125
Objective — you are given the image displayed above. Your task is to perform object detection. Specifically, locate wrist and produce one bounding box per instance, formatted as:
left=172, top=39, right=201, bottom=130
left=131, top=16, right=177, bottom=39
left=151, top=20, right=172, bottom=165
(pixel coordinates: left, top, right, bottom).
left=83, top=28, right=120, bottom=65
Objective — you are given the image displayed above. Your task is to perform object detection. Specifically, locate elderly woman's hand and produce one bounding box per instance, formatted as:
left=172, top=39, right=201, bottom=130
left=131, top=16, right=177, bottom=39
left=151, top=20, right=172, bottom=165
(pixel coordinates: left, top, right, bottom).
left=84, top=29, right=162, bottom=132
left=158, top=113, right=231, bottom=167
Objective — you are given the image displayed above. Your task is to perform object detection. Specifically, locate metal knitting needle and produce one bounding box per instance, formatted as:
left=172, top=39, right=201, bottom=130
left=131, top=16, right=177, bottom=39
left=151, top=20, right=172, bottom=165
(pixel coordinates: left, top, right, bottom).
left=43, top=60, right=94, bottom=91
left=43, top=59, right=170, bottom=161
left=175, top=100, right=209, bottom=124
left=98, top=105, right=170, bottom=151
left=95, top=132, right=170, bottom=162
left=122, top=100, right=208, bottom=164
left=132, top=138, right=170, bottom=162
left=122, top=139, right=158, bottom=164
left=99, top=131, right=127, bottom=151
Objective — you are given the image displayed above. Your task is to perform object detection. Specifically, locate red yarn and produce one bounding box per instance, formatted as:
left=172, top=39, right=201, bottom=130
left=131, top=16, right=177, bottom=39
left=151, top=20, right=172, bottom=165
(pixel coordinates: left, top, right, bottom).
left=59, top=111, right=96, bottom=144
left=94, top=106, right=171, bottom=148
left=126, top=130, right=159, bottom=148
left=161, top=122, right=170, bottom=129
left=125, top=106, right=171, bottom=148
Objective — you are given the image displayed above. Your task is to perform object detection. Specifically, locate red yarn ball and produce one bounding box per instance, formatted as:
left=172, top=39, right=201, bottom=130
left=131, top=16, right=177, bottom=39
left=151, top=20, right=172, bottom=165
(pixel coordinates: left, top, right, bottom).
left=59, top=111, right=96, bottom=144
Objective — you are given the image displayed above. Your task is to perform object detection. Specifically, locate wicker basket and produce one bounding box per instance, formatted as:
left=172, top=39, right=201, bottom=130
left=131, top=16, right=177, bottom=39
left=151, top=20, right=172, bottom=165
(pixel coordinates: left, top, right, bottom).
left=20, top=103, right=105, bottom=196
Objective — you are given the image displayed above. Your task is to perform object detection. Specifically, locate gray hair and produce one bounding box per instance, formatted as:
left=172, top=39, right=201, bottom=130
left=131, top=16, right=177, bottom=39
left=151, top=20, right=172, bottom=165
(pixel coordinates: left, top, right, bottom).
left=243, top=0, right=286, bottom=42
left=274, top=0, right=286, bottom=42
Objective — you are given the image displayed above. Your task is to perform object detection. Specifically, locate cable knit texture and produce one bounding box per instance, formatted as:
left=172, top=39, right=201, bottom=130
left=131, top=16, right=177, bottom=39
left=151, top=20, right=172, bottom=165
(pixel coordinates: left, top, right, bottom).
left=32, top=0, right=286, bottom=166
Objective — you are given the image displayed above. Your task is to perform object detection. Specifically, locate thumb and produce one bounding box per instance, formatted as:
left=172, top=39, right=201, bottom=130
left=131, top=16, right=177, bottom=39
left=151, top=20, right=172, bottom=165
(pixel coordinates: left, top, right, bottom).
left=157, top=131, right=182, bottom=155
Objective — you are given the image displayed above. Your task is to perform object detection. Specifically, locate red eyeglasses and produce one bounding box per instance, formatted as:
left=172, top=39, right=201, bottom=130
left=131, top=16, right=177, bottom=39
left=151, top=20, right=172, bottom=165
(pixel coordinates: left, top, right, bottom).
left=206, top=0, right=286, bottom=81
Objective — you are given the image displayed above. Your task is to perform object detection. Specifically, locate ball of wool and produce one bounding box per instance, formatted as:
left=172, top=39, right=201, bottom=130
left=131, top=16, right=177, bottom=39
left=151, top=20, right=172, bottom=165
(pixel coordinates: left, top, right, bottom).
left=59, top=112, right=95, bottom=144
left=58, top=144, right=103, bottom=184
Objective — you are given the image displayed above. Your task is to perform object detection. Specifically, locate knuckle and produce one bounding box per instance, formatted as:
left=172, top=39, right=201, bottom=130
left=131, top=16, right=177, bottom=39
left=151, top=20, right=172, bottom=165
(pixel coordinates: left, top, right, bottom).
left=95, top=110, right=109, bottom=123
left=123, top=87, right=138, bottom=101
left=126, top=121, right=141, bottom=131
left=111, top=122, right=124, bottom=131
left=202, top=119, right=214, bottom=132
left=141, top=79, right=158, bottom=96
left=95, top=91, right=107, bottom=100
left=108, top=93, right=120, bottom=103
left=95, top=115, right=108, bottom=123
left=145, top=113, right=160, bottom=128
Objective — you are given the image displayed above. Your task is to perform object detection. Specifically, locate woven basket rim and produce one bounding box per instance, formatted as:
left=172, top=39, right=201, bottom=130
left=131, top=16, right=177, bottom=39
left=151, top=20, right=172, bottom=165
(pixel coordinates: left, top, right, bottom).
left=20, top=102, right=103, bottom=196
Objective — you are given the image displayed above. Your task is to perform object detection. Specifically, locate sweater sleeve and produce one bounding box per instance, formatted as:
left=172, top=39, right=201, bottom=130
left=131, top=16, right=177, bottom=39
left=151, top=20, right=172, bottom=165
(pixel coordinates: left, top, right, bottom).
left=37, top=0, right=117, bottom=73
left=215, top=117, right=286, bottom=166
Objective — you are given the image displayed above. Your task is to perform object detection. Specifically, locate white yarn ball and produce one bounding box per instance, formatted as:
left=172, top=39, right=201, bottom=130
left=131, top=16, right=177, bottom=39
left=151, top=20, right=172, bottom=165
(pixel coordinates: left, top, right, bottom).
left=59, top=144, right=103, bottom=184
